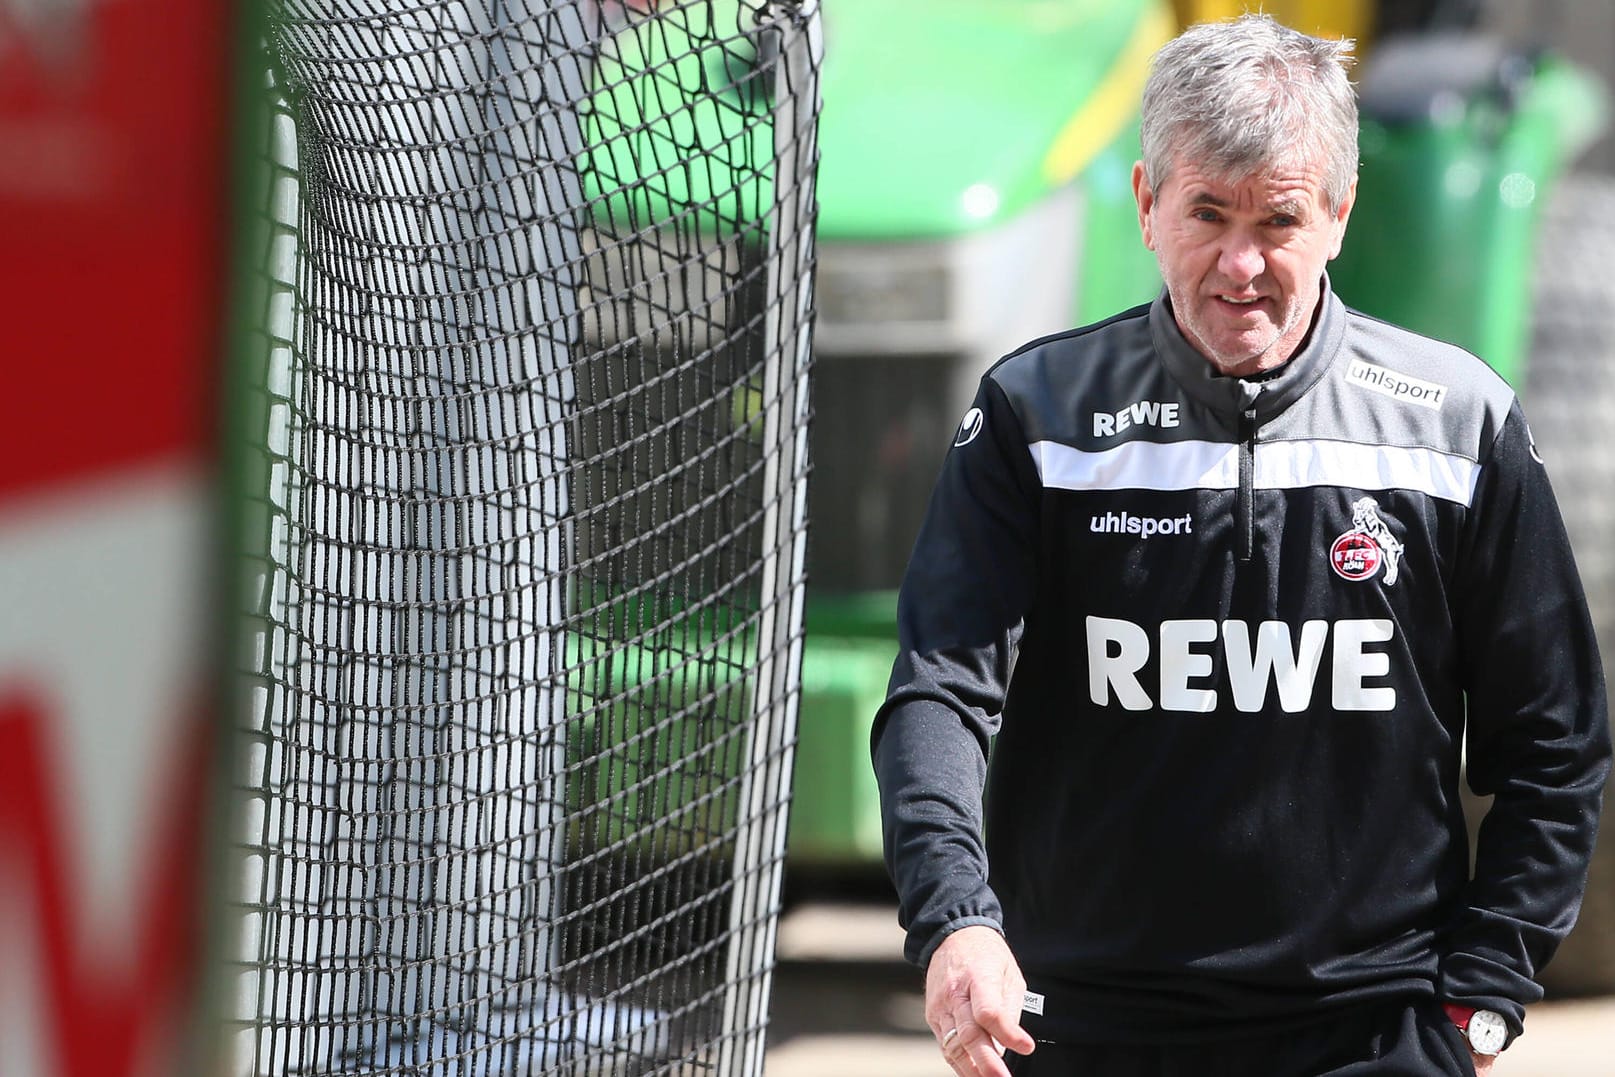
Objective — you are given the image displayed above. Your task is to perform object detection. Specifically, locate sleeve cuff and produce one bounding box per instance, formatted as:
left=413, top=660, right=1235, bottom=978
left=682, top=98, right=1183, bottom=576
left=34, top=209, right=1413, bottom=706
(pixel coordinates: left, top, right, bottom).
left=914, top=916, right=1005, bottom=968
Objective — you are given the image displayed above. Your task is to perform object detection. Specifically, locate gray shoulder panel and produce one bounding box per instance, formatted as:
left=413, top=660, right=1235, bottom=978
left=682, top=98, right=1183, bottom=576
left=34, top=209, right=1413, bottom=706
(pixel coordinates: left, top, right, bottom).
left=1266, top=309, right=1516, bottom=464
left=988, top=304, right=1232, bottom=448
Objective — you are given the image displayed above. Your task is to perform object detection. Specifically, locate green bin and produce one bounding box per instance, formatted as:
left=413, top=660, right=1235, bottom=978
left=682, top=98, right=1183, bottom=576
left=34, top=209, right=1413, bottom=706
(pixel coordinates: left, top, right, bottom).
left=787, top=594, right=900, bottom=867
left=1331, top=35, right=1606, bottom=384
left=566, top=635, right=752, bottom=856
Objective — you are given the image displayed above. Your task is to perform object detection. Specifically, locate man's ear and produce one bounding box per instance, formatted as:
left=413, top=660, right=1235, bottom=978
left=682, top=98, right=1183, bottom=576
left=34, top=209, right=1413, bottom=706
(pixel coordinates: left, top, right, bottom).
left=1328, top=174, right=1358, bottom=261
left=1132, top=160, right=1156, bottom=252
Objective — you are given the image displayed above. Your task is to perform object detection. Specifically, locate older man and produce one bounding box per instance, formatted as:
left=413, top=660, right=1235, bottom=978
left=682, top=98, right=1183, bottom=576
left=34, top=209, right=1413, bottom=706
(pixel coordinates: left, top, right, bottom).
left=872, top=14, right=1610, bottom=1077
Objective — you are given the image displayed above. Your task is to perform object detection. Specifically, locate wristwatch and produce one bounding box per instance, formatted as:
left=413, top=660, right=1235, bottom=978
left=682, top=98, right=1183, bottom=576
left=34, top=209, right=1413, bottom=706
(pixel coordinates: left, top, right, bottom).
left=1443, top=1003, right=1508, bottom=1056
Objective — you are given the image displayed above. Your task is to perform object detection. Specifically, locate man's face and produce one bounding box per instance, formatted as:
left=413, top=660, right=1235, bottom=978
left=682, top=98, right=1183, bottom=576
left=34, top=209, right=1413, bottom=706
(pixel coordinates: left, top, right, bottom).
left=1132, top=152, right=1355, bottom=377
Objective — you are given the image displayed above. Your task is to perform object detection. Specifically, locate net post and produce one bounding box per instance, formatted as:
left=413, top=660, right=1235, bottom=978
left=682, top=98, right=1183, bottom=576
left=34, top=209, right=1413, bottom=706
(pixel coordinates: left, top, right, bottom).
left=717, top=3, right=823, bottom=1074
left=234, top=4, right=589, bottom=1067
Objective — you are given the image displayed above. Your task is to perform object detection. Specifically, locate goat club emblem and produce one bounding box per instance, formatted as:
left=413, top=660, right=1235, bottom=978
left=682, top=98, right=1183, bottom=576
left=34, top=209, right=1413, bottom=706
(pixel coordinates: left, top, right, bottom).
left=1330, top=497, right=1403, bottom=584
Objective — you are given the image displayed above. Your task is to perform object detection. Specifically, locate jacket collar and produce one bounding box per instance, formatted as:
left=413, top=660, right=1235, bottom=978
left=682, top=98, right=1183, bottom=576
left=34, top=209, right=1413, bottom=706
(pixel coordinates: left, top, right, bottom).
left=1149, top=275, right=1345, bottom=421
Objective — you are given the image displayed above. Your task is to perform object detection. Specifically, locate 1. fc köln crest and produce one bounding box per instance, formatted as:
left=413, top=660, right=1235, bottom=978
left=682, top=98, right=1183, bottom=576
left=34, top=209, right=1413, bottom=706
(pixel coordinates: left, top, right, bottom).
left=1330, top=497, right=1404, bottom=584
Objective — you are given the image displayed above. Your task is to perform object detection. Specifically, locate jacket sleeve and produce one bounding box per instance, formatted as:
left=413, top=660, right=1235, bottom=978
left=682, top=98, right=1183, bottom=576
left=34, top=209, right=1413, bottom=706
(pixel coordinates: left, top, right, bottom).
left=870, top=375, right=1043, bottom=967
left=1441, top=400, right=1613, bottom=1034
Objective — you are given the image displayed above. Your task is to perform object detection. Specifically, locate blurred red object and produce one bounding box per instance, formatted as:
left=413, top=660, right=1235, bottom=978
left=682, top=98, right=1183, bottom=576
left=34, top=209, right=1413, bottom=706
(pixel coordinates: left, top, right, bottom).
left=0, top=0, right=226, bottom=496
left=0, top=3, right=227, bottom=1076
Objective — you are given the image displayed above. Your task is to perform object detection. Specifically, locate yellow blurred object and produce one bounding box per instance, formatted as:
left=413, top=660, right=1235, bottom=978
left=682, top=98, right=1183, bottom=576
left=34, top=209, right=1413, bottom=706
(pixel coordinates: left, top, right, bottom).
left=1170, top=0, right=1372, bottom=48
left=1042, top=2, right=1177, bottom=186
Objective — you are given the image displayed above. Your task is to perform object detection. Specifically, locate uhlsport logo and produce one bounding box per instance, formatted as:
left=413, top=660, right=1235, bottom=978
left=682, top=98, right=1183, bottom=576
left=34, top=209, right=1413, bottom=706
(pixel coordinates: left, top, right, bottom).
left=1345, top=359, right=1447, bottom=410
left=954, top=407, right=984, bottom=447
left=1330, top=496, right=1403, bottom=584
left=1090, top=511, right=1193, bottom=537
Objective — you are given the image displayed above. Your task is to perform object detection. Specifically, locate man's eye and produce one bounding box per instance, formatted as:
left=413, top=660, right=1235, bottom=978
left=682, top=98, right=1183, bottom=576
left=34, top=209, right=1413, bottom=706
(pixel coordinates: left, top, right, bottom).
left=1268, top=215, right=1297, bottom=227
left=1192, top=209, right=1220, bottom=222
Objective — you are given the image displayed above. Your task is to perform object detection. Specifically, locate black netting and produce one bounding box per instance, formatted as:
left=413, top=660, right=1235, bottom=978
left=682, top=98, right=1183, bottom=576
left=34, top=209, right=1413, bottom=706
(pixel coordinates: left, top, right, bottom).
left=230, top=2, right=820, bottom=1073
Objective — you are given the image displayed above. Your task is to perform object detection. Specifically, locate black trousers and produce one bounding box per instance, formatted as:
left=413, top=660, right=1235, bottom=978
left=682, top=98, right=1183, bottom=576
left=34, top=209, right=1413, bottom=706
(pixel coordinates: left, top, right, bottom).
left=1004, top=1000, right=1476, bottom=1077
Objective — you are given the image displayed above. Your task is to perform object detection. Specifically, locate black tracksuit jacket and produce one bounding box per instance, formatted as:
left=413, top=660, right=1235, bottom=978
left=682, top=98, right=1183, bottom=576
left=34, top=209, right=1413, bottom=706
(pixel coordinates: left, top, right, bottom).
left=871, top=285, right=1611, bottom=1043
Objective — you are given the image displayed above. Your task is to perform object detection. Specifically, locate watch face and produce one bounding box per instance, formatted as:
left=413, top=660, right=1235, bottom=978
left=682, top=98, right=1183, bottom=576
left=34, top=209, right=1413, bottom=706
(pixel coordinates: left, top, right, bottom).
left=1468, top=1009, right=1508, bottom=1055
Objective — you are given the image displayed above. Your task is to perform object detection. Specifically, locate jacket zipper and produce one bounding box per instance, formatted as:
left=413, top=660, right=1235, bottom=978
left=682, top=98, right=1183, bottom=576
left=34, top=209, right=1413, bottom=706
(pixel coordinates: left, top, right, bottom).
left=1238, top=406, right=1257, bottom=562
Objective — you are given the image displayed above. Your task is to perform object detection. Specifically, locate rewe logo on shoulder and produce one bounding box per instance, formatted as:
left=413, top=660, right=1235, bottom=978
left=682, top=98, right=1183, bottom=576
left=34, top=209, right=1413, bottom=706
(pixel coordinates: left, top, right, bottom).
left=1094, top=400, right=1180, bottom=437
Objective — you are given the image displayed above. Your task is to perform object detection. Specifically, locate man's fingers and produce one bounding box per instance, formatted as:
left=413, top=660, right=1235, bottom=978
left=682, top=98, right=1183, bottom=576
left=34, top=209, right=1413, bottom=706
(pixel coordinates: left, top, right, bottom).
left=939, top=1022, right=981, bottom=1077
left=969, top=985, right=1035, bottom=1056
left=945, top=1017, right=1011, bottom=1077
left=936, top=1011, right=1025, bottom=1077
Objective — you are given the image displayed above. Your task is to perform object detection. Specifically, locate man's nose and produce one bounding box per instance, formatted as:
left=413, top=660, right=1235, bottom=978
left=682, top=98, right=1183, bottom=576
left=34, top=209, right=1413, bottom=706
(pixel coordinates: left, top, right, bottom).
left=1218, top=233, right=1265, bottom=282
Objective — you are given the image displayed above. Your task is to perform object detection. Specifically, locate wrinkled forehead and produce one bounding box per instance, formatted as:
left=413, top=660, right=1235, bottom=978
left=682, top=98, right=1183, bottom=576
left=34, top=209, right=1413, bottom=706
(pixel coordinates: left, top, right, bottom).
left=1160, top=143, right=1336, bottom=205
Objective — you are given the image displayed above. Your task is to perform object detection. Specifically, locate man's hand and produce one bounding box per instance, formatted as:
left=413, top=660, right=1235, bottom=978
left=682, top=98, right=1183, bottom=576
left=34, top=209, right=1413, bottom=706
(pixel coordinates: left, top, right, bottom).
left=1473, top=1052, right=1495, bottom=1076
left=925, top=925, right=1036, bottom=1076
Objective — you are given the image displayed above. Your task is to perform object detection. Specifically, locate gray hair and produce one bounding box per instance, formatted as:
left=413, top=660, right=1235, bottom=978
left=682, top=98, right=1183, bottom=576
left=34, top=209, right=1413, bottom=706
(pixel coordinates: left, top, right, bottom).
left=1140, top=14, right=1359, bottom=213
